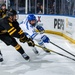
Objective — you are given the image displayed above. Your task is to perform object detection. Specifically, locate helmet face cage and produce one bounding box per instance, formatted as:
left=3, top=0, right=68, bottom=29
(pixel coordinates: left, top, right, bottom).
left=27, top=14, right=37, bottom=26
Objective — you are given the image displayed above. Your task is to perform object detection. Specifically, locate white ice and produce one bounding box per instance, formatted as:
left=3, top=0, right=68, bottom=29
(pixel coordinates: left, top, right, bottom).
left=0, top=34, right=75, bottom=75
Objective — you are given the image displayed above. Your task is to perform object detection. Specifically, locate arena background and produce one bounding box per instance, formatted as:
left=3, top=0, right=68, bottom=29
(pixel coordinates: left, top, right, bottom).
left=0, top=1, right=75, bottom=75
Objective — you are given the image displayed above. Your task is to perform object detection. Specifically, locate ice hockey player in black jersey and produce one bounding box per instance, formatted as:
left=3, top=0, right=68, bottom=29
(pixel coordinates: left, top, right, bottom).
left=0, top=3, right=7, bottom=62
left=0, top=9, right=35, bottom=62
left=0, top=3, right=7, bottom=18
left=0, top=4, right=8, bottom=61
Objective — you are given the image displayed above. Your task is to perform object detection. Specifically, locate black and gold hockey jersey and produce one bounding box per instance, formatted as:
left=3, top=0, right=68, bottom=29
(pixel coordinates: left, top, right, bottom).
left=0, top=16, right=24, bottom=38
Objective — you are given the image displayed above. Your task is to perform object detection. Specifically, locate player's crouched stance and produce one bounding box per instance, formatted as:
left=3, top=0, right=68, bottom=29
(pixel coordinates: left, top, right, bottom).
left=20, top=14, right=50, bottom=53
left=0, top=9, right=35, bottom=62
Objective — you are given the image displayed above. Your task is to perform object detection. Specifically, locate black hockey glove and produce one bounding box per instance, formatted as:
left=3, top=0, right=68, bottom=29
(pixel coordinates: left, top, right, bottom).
left=27, top=38, right=35, bottom=47
left=19, top=33, right=35, bottom=47
left=19, top=33, right=28, bottom=43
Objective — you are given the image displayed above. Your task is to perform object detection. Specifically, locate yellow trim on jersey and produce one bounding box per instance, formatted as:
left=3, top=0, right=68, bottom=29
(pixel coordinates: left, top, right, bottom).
left=18, top=30, right=23, bottom=35
left=1, top=30, right=7, bottom=33
left=9, top=29, right=16, bottom=35
left=8, top=27, right=14, bottom=33
left=9, top=23, right=13, bottom=26
left=15, top=44, right=21, bottom=50
left=20, top=36, right=25, bottom=40
left=2, top=14, right=6, bottom=18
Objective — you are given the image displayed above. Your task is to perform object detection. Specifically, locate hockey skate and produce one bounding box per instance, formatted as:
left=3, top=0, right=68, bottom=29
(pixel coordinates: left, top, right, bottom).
left=22, top=53, right=30, bottom=60
left=0, top=51, right=3, bottom=62
left=32, top=47, right=39, bottom=55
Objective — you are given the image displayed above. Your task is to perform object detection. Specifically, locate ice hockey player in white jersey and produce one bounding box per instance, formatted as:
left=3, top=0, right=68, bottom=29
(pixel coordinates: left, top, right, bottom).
left=20, top=14, right=50, bottom=53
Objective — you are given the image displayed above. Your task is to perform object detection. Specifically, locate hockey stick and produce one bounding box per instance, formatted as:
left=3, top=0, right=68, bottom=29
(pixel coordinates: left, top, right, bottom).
left=35, top=44, right=75, bottom=61
left=50, top=41, right=75, bottom=57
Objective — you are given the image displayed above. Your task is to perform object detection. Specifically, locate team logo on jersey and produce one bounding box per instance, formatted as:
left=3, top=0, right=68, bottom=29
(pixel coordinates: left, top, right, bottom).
left=37, top=16, right=41, bottom=22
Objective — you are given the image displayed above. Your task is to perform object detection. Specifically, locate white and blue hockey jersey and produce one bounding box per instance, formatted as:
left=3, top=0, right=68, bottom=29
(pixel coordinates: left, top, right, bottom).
left=20, top=18, right=50, bottom=43
left=20, top=18, right=38, bottom=39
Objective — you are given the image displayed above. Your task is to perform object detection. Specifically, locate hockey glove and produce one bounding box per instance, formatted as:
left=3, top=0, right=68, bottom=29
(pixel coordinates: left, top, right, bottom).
left=41, top=35, right=50, bottom=43
left=19, top=33, right=35, bottom=47
left=36, top=25, right=45, bottom=34
left=19, top=33, right=28, bottom=43
left=27, top=38, right=35, bottom=47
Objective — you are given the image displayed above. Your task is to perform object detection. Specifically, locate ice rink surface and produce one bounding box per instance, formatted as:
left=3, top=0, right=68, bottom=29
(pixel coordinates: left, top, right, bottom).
left=0, top=34, right=75, bottom=75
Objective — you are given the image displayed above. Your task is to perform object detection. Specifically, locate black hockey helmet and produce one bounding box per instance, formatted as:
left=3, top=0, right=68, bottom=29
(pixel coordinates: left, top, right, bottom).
left=6, top=9, right=17, bottom=17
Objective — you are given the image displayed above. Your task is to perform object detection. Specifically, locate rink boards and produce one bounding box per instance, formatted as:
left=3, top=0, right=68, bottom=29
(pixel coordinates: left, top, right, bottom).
left=18, top=14, right=75, bottom=44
